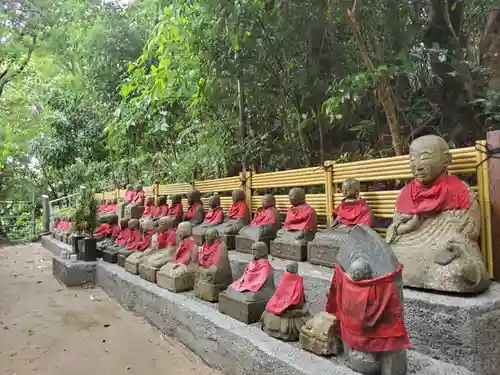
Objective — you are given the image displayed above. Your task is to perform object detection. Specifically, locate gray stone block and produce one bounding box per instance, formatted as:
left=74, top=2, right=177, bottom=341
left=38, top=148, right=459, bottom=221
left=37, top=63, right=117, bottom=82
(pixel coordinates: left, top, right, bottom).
left=95, top=262, right=472, bottom=375
left=41, top=235, right=72, bottom=257
left=52, top=256, right=96, bottom=287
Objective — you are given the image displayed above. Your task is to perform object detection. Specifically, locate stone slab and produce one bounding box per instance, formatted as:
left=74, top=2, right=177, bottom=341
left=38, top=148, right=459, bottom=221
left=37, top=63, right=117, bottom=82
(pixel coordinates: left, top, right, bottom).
left=41, top=235, right=73, bottom=257
left=52, top=256, right=97, bottom=287
left=96, top=261, right=472, bottom=375
left=228, top=252, right=500, bottom=375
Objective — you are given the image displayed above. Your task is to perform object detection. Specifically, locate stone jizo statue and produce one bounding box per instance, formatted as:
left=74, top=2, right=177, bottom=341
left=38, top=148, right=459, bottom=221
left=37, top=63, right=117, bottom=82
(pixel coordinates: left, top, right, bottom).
left=183, top=190, right=205, bottom=226
left=116, top=218, right=142, bottom=266
left=192, top=195, right=224, bottom=245
left=215, top=189, right=250, bottom=249
left=166, top=194, right=184, bottom=225
left=125, top=218, right=158, bottom=274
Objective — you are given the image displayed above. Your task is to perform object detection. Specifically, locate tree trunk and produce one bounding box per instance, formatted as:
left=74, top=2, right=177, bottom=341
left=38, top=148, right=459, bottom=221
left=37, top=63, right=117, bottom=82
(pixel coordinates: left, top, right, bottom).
left=481, top=9, right=500, bottom=89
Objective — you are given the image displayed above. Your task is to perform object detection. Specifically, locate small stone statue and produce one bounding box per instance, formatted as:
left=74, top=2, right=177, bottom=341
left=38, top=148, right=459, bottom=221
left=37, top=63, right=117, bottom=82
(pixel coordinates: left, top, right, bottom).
left=51, top=216, right=61, bottom=235
left=116, top=218, right=142, bottom=266
left=125, top=218, right=159, bottom=274
left=95, top=215, right=120, bottom=253
left=219, top=242, right=275, bottom=324
left=192, top=195, right=224, bottom=245
left=386, top=135, right=490, bottom=293
left=156, top=221, right=199, bottom=292
left=124, top=184, right=135, bottom=204
left=142, top=196, right=156, bottom=218
left=183, top=189, right=205, bottom=227
left=194, top=227, right=233, bottom=302
left=132, top=184, right=145, bottom=206
left=235, top=194, right=281, bottom=253
left=308, top=178, right=373, bottom=267
left=139, top=216, right=178, bottom=283
left=166, top=194, right=184, bottom=225
left=215, top=189, right=250, bottom=249
left=270, top=187, right=317, bottom=261
left=101, top=218, right=130, bottom=263
left=155, top=195, right=169, bottom=218
left=260, top=261, right=311, bottom=341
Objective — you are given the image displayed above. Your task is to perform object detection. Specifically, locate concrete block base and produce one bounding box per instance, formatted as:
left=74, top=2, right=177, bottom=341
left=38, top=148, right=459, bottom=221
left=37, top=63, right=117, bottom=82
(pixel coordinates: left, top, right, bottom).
left=52, top=256, right=97, bottom=287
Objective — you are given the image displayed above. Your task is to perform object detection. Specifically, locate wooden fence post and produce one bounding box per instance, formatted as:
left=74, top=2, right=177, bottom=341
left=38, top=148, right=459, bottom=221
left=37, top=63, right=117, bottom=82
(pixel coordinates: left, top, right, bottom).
left=324, top=161, right=334, bottom=227
left=486, top=132, right=500, bottom=280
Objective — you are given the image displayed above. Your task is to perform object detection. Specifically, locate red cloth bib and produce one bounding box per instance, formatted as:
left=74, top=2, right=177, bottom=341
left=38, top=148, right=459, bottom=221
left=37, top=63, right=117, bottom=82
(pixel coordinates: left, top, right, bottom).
left=167, top=203, right=183, bottom=221
left=126, top=229, right=142, bottom=250
left=110, top=224, right=120, bottom=238
left=326, top=264, right=411, bottom=352
left=204, top=207, right=224, bottom=224
left=143, top=205, right=155, bottom=217
left=396, top=175, right=470, bottom=215
left=51, top=221, right=60, bottom=230
left=157, top=229, right=176, bottom=249
left=334, top=200, right=372, bottom=226
left=104, top=204, right=117, bottom=213
left=156, top=204, right=169, bottom=217
left=96, top=205, right=106, bottom=213
left=284, top=204, right=315, bottom=231
left=172, top=238, right=197, bottom=265
left=136, top=231, right=154, bottom=251
left=184, top=201, right=202, bottom=220
left=115, top=228, right=131, bottom=246
left=251, top=207, right=276, bottom=226
left=94, top=223, right=111, bottom=237
left=125, top=190, right=135, bottom=203
left=133, top=190, right=145, bottom=205
left=266, top=272, right=305, bottom=314
left=227, top=200, right=247, bottom=219
left=230, top=259, right=271, bottom=292
left=198, top=240, right=222, bottom=268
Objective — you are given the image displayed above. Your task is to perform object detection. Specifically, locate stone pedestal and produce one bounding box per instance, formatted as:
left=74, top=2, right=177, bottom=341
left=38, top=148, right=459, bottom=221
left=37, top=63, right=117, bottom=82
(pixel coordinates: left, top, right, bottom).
left=222, top=234, right=236, bottom=250
left=139, top=263, right=159, bottom=283
left=218, top=292, right=267, bottom=324
left=299, top=312, right=341, bottom=356
left=194, top=281, right=222, bottom=302
left=307, top=241, right=339, bottom=267
left=125, top=258, right=141, bottom=274
left=270, top=240, right=307, bottom=261
left=102, top=248, right=119, bottom=263
left=235, top=236, right=273, bottom=254
left=117, top=250, right=133, bottom=267
left=157, top=271, right=196, bottom=292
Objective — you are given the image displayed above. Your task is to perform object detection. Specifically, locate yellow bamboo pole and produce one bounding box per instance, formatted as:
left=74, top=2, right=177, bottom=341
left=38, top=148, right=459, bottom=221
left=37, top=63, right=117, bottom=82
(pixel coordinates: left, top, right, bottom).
left=324, top=161, right=334, bottom=227
left=480, top=140, right=494, bottom=278
left=476, top=141, right=488, bottom=262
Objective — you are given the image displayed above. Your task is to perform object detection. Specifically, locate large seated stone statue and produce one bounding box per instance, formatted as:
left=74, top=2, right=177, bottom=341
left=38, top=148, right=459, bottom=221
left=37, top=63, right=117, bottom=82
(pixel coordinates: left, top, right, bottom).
left=155, top=195, right=169, bottom=218
left=192, top=195, right=224, bottom=245
left=219, top=242, right=275, bottom=324
left=141, top=196, right=156, bottom=219
left=156, top=221, right=199, bottom=292
left=115, top=218, right=142, bottom=267
left=235, top=194, right=281, bottom=254
left=117, top=184, right=135, bottom=220
left=270, top=188, right=317, bottom=261
left=183, top=189, right=205, bottom=227
left=194, top=227, right=233, bottom=302
left=386, top=135, right=490, bottom=294
left=308, top=178, right=373, bottom=267
left=139, top=217, right=178, bottom=282
left=215, top=189, right=250, bottom=250
left=124, top=184, right=135, bottom=204
left=260, top=261, right=311, bottom=341
left=101, top=218, right=131, bottom=263
left=166, top=194, right=184, bottom=225
left=118, top=218, right=155, bottom=267
left=132, top=184, right=145, bottom=206
left=94, top=214, right=120, bottom=252
left=123, top=185, right=145, bottom=219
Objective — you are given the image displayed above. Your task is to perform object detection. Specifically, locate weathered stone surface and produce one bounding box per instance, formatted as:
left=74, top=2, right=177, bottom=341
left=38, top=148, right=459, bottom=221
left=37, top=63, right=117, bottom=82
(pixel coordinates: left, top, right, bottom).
left=52, top=256, right=96, bottom=287
left=299, top=312, right=341, bottom=356
left=156, top=269, right=195, bottom=292
left=219, top=292, right=267, bottom=324
left=139, top=262, right=159, bottom=283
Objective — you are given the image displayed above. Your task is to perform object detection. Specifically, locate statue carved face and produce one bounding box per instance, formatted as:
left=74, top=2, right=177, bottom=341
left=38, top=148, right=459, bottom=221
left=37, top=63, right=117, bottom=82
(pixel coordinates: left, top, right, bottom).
left=128, top=219, right=140, bottom=230
left=349, top=258, right=373, bottom=281
left=145, top=196, right=154, bottom=206
left=409, top=135, right=451, bottom=185
left=187, top=189, right=201, bottom=205
left=177, top=221, right=192, bottom=240
left=135, top=184, right=143, bottom=192
left=109, top=215, right=118, bottom=225
left=262, top=194, right=275, bottom=209
left=205, top=227, right=219, bottom=244
left=158, top=217, right=172, bottom=231
left=289, top=188, right=306, bottom=206
left=119, top=218, right=129, bottom=229
left=157, top=196, right=167, bottom=206
left=232, top=189, right=245, bottom=203
left=209, top=195, right=221, bottom=209
left=286, top=261, right=299, bottom=274
left=252, top=241, right=268, bottom=260
left=171, top=195, right=182, bottom=204
left=342, top=179, right=360, bottom=200
left=141, top=219, right=155, bottom=232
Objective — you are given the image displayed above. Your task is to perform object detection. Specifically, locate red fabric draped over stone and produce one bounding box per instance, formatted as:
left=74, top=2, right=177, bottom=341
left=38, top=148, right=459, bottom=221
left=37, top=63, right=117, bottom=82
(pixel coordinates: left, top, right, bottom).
left=96, top=205, right=106, bottom=213
left=115, top=228, right=131, bottom=246
left=334, top=200, right=372, bottom=226
left=124, top=190, right=135, bottom=203
left=157, top=229, right=177, bottom=249
left=326, top=264, right=411, bottom=352
left=156, top=204, right=169, bottom=217
left=125, top=229, right=142, bottom=250
left=94, top=223, right=111, bottom=237
left=227, top=200, right=247, bottom=219
left=230, top=259, right=271, bottom=292
left=184, top=201, right=202, bottom=220
left=172, top=238, right=197, bottom=265
left=284, top=204, right=315, bottom=231
left=251, top=207, right=276, bottom=226
left=132, top=190, right=145, bottom=205
left=396, top=175, right=470, bottom=215
left=167, top=203, right=183, bottom=221
left=110, top=224, right=120, bottom=238
left=204, top=207, right=224, bottom=224
left=266, top=272, right=305, bottom=314
left=136, top=231, right=154, bottom=251
left=198, top=239, right=222, bottom=268
left=104, top=204, right=117, bottom=213
left=51, top=220, right=60, bottom=230
left=143, top=205, right=155, bottom=217
left=60, top=222, right=72, bottom=232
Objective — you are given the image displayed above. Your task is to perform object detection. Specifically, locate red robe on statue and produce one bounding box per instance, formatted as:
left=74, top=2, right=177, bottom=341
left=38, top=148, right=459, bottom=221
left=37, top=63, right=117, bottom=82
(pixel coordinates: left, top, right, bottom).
left=157, top=229, right=177, bottom=249
left=326, top=264, right=411, bottom=353
left=143, top=205, right=155, bottom=217
left=184, top=201, right=203, bottom=221
left=251, top=207, right=276, bottom=226
left=266, top=272, right=305, bottom=314
left=96, top=205, right=106, bottom=213
left=126, top=229, right=142, bottom=250
left=124, top=190, right=135, bottom=204
left=396, top=175, right=470, bottom=215
left=172, top=238, right=197, bottom=265
left=94, top=223, right=112, bottom=237
left=284, top=204, right=315, bottom=231
left=204, top=207, right=224, bottom=224
left=167, top=203, right=184, bottom=222
left=110, top=224, right=120, bottom=238
left=334, top=199, right=372, bottom=227
left=115, top=228, right=131, bottom=246
left=156, top=204, right=169, bottom=218
left=227, top=200, right=247, bottom=219
left=198, top=239, right=222, bottom=268
left=104, top=204, right=117, bottom=213
left=230, top=259, right=271, bottom=292
left=136, top=231, right=154, bottom=251
left=51, top=220, right=61, bottom=231
left=132, top=190, right=145, bottom=205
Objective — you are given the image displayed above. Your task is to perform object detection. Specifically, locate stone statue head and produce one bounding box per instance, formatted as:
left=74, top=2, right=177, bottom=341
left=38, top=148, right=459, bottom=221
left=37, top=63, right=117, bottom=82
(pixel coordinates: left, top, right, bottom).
left=252, top=241, right=269, bottom=260
left=126, top=184, right=133, bottom=191
left=119, top=218, right=129, bottom=229
left=289, top=187, right=306, bottom=206
left=209, top=195, right=221, bottom=209
left=286, top=261, right=299, bottom=274
left=128, top=218, right=140, bottom=230
left=232, top=189, right=245, bottom=203
left=134, top=184, right=143, bottom=192
left=171, top=194, right=182, bottom=204
left=409, top=135, right=452, bottom=185
left=348, top=257, right=373, bottom=281
left=109, top=215, right=118, bottom=225
left=141, top=218, right=155, bottom=232
left=342, top=179, right=361, bottom=200
left=145, top=196, right=154, bottom=206
left=157, top=195, right=167, bottom=206
left=262, top=194, right=276, bottom=209
left=205, top=227, right=220, bottom=244
left=158, top=216, right=174, bottom=231
left=177, top=221, right=193, bottom=240
left=187, top=189, right=201, bottom=205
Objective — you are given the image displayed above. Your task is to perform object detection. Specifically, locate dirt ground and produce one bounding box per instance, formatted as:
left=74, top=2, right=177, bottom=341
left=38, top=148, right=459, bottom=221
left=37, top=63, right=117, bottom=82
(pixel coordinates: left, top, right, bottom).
left=0, top=243, right=222, bottom=375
